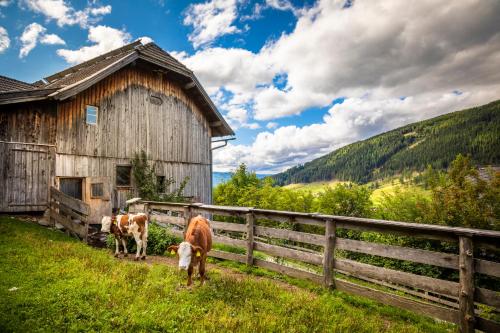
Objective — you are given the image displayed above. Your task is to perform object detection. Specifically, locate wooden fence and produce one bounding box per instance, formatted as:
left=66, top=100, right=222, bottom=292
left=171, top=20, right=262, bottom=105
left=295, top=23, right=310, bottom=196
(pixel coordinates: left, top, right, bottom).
left=49, top=186, right=90, bottom=242
left=129, top=201, right=500, bottom=333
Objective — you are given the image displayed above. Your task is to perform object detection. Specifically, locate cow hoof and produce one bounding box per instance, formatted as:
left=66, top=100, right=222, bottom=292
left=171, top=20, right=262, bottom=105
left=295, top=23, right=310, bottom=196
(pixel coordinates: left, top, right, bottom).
left=134, top=257, right=139, bottom=261
left=123, top=253, right=128, bottom=257
left=114, top=253, right=119, bottom=258
left=141, top=256, right=146, bottom=260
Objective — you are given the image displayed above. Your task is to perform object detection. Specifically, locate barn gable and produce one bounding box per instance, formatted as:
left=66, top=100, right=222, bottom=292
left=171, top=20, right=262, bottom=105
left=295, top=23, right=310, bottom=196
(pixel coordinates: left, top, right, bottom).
left=0, top=41, right=233, bottom=137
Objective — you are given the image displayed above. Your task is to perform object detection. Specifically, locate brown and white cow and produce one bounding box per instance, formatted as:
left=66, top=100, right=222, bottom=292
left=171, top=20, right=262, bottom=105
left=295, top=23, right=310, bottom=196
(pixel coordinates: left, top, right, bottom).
left=101, top=213, right=149, bottom=260
left=168, top=215, right=212, bottom=286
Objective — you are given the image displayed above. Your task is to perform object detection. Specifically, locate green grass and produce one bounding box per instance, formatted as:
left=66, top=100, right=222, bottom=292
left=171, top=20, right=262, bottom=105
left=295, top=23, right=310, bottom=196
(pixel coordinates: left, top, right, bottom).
left=0, top=217, right=455, bottom=332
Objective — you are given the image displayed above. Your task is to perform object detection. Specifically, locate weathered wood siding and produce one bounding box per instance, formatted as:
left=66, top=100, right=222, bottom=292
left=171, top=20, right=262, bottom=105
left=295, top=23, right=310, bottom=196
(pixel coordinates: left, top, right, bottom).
left=0, top=101, right=57, bottom=144
left=55, top=66, right=213, bottom=206
left=0, top=102, right=57, bottom=211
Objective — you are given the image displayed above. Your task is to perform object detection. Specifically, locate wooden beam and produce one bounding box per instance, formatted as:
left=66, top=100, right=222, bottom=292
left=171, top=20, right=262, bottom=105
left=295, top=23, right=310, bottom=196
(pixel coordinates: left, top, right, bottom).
left=246, top=213, right=255, bottom=266
left=184, top=81, right=196, bottom=89
left=335, top=279, right=459, bottom=324
left=254, top=226, right=324, bottom=246
left=323, top=220, right=336, bottom=288
left=458, top=236, right=475, bottom=333
left=210, top=121, right=223, bottom=127
left=254, top=241, right=323, bottom=265
left=336, top=238, right=459, bottom=269
left=335, top=258, right=459, bottom=297
left=253, top=259, right=323, bottom=284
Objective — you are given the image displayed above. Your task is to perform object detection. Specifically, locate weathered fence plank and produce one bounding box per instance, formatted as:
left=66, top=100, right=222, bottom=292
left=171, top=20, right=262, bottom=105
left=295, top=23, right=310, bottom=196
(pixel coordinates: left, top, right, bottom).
left=254, top=241, right=323, bottom=265
left=459, top=236, right=475, bottom=333
left=209, top=250, right=246, bottom=263
left=336, top=238, right=459, bottom=269
left=255, top=226, right=324, bottom=246
left=50, top=187, right=89, bottom=215
left=335, top=258, right=459, bottom=297
left=253, top=258, right=323, bottom=283
left=323, top=220, right=336, bottom=288
left=246, top=213, right=255, bottom=266
left=335, top=279, right=460, bottom=324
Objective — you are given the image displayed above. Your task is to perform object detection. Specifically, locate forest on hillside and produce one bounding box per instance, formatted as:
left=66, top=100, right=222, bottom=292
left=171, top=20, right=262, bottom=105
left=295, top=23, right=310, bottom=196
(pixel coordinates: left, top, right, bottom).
left=273, top=100, right=500, bottom=185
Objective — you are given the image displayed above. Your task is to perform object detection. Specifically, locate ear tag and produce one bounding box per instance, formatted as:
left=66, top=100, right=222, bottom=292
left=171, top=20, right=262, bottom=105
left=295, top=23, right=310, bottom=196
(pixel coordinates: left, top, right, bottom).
left=170, top=250, right=175, bottom=255
left=196, top=251, right=201, bottom=257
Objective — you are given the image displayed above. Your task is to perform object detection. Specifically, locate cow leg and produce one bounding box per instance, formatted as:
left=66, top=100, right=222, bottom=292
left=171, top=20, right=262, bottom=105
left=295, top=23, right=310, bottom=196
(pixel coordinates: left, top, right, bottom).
left=133, top=232, right=142, bottom=261
left=122, top=238, right=128, bottom=257
left=141, top=233, right=147, bottom=260
left=114, top=238, right=120, bottom=257
left=187, top=265, right=194, bottom=287
left=199, top=259, right=206, bottom=285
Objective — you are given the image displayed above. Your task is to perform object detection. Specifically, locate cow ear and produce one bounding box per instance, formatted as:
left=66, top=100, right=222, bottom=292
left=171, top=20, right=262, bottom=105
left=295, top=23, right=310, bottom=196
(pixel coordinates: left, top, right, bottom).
left=167, top=245, right=179, bottom=255
left=191, top=245, right=203, bottom=257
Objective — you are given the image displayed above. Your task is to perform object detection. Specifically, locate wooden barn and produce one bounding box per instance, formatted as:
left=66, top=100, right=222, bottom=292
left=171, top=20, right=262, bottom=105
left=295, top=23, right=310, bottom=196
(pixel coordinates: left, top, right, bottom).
left=0, top=41, right=233, bottom=222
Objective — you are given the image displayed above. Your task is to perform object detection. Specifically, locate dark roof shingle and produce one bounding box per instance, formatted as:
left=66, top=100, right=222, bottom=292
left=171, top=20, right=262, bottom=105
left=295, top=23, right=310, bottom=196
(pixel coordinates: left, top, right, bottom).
left=0, top=75, right=35, bottom=92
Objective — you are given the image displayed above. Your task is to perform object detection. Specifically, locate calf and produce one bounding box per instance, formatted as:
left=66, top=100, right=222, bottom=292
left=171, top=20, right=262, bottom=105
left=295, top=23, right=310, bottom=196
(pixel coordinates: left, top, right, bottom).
left=168, top=215, right=212, bottom=286
left=101, top=213, right=149, bottom=260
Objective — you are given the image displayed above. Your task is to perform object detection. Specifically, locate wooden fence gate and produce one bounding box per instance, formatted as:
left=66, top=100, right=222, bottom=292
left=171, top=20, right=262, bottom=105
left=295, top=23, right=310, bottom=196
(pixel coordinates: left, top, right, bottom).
left=49, top=186, right=90, bottom=242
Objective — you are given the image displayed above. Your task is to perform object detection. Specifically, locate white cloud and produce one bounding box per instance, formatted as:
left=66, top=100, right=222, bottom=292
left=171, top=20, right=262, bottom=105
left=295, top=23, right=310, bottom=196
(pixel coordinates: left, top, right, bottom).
left=174, top=0, right=500, bottom=172
left=0, top=0, right=11, bottom=7
left=183, top=0, right=241, bottom=48
left=138, top=36, right=154, bottom=45
left=19, top=22, right=44, bottom=58
left=40, top=33, right=65, bottom=45
left=0, top=26, right=9, bottom=53
left=56, top=25, right=131, bottom=64
left=21, top=0, right=111, bottom=28
left=214, top=90, right=500, bottom=173
left=19, top=22, right=65, bottom=58
left=266, top=122, right=278, bottom=129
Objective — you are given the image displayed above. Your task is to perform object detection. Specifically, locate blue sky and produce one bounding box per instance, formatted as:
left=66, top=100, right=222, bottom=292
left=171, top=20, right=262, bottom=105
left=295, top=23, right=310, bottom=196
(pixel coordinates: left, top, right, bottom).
left=1, top=0, right=499, bottom=174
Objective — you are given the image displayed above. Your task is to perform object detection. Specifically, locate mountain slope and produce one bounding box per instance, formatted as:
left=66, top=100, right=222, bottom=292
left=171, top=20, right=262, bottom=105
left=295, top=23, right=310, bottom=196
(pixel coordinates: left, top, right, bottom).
left=273, top=100, right=500, bottom=185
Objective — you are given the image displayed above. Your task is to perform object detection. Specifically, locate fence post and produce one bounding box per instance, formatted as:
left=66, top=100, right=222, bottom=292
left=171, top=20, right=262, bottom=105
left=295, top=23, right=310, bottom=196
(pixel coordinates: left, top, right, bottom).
left=183, top=205, right=192, bottom=235
left=323, top=219, right=336, bottom=288
left=246, top=212, right=255, bottom=266
left=459, top=236, right=475, bottom=333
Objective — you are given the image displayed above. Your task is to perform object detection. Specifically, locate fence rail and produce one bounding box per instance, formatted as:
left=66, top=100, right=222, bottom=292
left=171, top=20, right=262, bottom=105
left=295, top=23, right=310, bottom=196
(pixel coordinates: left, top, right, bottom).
left=49, top=186, right=90, bottom=242
left=130, top=201, right=500, bottom=333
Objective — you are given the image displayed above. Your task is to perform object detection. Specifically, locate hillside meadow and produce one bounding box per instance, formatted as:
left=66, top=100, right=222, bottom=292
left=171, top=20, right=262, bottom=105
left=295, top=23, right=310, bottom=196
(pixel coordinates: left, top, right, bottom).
left=0, top=217, right=454, bottom=333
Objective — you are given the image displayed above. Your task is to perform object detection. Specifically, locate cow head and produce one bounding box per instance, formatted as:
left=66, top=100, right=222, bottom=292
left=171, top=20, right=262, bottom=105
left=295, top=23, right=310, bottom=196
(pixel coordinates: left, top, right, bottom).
left=101, top=216, right=112, bottom=233
left=168, top=242, right=204, bottom=271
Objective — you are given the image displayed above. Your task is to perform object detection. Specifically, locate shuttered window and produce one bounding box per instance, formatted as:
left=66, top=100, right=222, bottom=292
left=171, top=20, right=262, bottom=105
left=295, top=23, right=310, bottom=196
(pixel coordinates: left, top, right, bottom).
left=116, top=166, right=132, bottom=186
left=86, top=105, right=98, bottom=125
left=91, top=183, right=104, bottom=198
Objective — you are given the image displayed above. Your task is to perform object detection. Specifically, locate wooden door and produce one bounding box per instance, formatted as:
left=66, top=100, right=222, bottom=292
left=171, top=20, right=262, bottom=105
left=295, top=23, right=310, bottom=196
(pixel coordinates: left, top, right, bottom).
left=0, top=142, right=53, bottom=212
left=85, top=176, right=112, bottom=224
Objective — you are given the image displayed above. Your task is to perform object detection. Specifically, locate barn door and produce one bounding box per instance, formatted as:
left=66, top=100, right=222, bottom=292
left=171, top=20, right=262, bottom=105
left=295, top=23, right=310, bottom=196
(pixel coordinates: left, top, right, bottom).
left=84, top=176, right=112, bottom=224
left=3, top=143, right=53, bottom=211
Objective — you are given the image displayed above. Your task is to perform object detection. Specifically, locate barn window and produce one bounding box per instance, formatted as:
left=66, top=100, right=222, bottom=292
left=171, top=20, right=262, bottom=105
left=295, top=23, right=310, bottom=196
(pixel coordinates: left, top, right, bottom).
left=91, top=183, right=104, bottom=198
left=157, top=176, right=166, bottom=193
left=86, top=105, right=98, bottom=125
left=116, top=165, right=132, bottom=187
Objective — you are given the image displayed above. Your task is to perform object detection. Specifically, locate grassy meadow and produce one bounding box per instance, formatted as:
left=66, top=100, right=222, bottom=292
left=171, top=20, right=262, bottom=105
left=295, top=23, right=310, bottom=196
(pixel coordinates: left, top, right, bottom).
left=0, top=217, right=455, bottom=333
left=283, top=177, right=431, bottom=205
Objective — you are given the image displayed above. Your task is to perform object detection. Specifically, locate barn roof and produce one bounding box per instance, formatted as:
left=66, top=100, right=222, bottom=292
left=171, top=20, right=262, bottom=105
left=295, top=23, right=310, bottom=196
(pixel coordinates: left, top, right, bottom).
left=0, top=75, right=36, bottom=92
left=0, top=41, right=233, bottom=137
